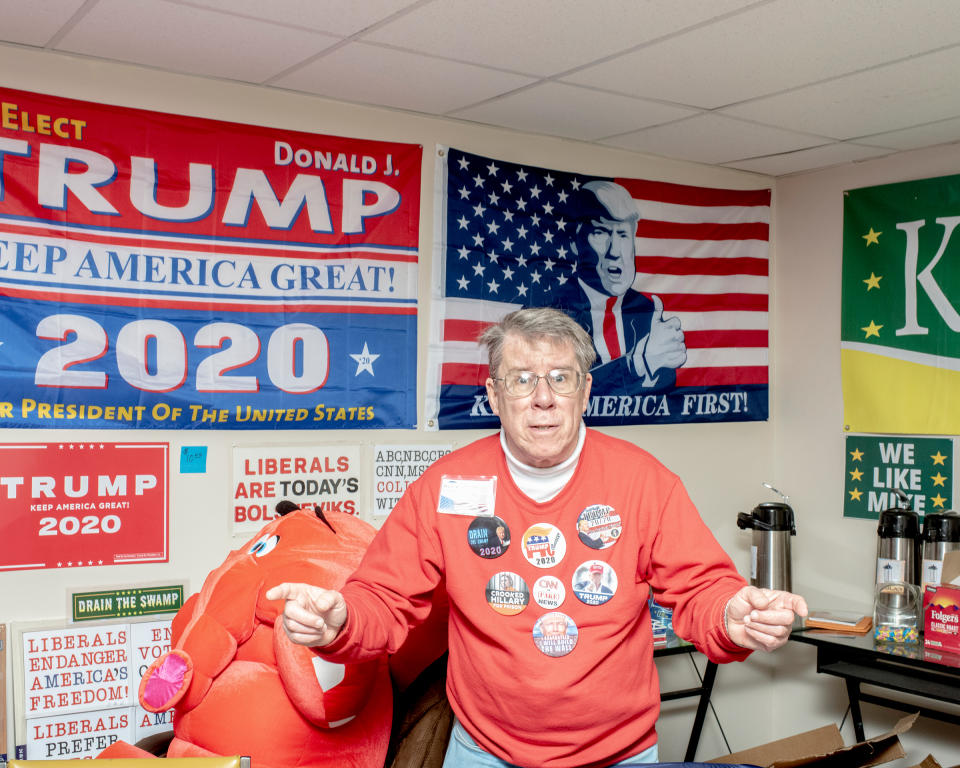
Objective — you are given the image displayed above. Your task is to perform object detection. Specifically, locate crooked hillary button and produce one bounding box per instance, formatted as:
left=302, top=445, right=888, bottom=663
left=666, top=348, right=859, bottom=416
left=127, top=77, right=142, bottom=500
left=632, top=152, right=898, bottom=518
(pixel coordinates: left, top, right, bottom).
left=576, top=504, right=622, bottom=550
left=485, top=571, right=529, bottom=615
left=572, top=560, right=617, bottom=606
left=521, top=523, right=566, bottom=568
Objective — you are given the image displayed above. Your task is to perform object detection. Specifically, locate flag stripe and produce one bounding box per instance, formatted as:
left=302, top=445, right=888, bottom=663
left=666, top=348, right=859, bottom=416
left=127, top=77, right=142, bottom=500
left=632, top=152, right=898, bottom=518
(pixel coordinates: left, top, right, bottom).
left=636, top=273, right=767, bottom=295
left=685, top=329, right=768, bottom=348
left=653, top=293, right=768, bottom=312
left=635, top=238, right=769, bottom=261
left=676, top=366, right=769, bottom=386
left=637, top=220, right=769, bottom=241
left=615, top=178, right=772, bottom=207
left=634, top=256, right=769, bottom=277
left=441, top=363, right=488, bottom=386
left=631, top=199, right=771, bottom=225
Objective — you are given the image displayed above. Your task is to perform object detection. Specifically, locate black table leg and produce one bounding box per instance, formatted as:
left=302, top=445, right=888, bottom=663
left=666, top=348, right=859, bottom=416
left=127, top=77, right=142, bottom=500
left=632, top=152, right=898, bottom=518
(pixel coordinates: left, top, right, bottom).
left=845, top=677, right=865, bottom=742
left=683, top=660, right=718, bottom=762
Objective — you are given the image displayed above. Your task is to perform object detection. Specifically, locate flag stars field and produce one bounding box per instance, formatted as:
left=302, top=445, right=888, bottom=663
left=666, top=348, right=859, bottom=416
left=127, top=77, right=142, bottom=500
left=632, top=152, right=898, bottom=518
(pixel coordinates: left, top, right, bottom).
left=862, top=227, right=882, bottom=246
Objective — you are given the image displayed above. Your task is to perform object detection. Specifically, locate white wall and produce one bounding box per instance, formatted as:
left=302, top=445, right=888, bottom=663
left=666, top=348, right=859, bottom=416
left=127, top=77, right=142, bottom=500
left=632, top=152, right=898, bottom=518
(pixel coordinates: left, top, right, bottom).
left=4, top=42, right=955, bottom=766
left=775, top=145, right=960, bottom=767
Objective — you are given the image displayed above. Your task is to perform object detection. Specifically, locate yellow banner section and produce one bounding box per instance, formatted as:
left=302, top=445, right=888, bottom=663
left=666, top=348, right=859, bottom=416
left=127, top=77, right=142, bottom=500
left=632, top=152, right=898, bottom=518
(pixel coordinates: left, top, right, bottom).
left=842, top=348, right=960, bottom=434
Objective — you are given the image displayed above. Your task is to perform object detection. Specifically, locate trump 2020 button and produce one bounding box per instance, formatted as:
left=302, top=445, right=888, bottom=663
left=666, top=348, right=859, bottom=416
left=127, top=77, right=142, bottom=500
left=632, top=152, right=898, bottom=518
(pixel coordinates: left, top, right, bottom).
left=572, top=560, right=618, bottom=606
left=576, top=504, right=621, bottom=550
left=521, top=523, right=566, bottom=568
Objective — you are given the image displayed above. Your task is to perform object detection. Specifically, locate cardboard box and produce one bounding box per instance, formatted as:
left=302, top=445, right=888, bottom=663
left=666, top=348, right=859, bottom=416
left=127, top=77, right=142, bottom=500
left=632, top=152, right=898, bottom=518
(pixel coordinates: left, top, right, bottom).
left=924, top=550, right=960, bottom=654
left=709, top=712, right=916, bottom=768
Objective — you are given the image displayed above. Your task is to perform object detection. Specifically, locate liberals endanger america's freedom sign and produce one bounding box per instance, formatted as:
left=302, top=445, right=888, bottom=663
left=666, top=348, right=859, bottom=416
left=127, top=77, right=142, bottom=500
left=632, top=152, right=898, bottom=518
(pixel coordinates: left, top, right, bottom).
left=0, top=88, right=421, bottom=429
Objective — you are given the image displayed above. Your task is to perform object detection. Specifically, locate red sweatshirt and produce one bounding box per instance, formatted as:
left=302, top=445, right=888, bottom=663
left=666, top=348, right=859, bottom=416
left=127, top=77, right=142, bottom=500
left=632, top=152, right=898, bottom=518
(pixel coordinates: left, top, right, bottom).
left=321, top=430, right=749, bottom=767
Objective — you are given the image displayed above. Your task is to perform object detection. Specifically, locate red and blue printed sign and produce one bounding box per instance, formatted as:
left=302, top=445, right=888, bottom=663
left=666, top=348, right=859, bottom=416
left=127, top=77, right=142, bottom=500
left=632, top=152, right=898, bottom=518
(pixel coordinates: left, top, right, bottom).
left=0, top=88, right=421, bottom=429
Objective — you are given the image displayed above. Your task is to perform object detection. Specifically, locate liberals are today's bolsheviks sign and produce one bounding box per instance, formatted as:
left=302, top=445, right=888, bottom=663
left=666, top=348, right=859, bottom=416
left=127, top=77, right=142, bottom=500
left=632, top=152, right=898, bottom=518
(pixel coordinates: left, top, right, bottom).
left=0, top=88, right=421, bottom=430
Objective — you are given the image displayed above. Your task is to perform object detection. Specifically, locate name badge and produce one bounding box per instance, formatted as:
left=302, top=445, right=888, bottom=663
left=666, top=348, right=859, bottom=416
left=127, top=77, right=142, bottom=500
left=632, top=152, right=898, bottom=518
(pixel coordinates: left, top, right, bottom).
left=437, top=475, right=497, bottom=517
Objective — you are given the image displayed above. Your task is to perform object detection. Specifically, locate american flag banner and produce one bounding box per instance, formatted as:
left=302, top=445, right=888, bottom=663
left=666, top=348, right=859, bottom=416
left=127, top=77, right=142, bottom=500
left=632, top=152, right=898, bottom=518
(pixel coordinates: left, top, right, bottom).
left=425, top=146, right=770, bottom=429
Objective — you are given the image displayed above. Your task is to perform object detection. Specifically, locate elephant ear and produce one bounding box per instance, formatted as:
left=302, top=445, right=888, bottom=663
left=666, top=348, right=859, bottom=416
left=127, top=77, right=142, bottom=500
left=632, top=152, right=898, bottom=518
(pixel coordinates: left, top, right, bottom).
left=139, top=649, right=194, bottom=712
left=273, top=623, right=380, bottom=728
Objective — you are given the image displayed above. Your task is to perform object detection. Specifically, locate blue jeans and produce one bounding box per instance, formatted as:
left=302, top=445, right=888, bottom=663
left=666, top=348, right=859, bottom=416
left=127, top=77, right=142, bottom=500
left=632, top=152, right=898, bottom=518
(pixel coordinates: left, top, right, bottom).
left=442, top=718, right=659, bottom=767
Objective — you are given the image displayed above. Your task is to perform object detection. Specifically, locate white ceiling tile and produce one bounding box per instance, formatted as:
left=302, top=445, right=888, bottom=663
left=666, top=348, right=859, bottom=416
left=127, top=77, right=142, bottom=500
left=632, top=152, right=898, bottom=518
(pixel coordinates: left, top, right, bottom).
left=563, top=0, right=960, bottom=109
left=0, top=0, right=87, bottom=46
left=450, top=82, right=698, bottom=141
left=363, top=0, right=757, bottom=76
left=724, top=143, right=893, bottom=176
left=601, top=114, right=828, bottom=164
left=859, top=118, right=960, bottom=151
left=722, top=46, right=960, bottom=140
left=55, top=0, right=339, bottom=83
left=183, top=0, right=420, bottom=37
left=273, top=43, right=536, bottom=114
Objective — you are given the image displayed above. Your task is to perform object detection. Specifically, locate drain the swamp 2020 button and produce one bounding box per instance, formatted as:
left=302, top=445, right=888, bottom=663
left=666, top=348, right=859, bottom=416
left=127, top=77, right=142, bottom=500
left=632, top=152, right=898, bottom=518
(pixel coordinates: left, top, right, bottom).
left=485, top=571, right=529, bottom=615
left=576, top=504, right=622, bottom=550
left=467, top=515, right=511, bottom=559
left=521, top=523, right=566, bottom=568
left=572, top=560, right=618, bottom=606
left=532, top=611, right=578, bottom=657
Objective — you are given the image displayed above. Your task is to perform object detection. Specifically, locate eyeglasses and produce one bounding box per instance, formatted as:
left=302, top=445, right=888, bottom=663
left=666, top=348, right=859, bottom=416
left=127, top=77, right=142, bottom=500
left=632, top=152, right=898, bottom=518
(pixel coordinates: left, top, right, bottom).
left=493, top=369, right=585, bottom=397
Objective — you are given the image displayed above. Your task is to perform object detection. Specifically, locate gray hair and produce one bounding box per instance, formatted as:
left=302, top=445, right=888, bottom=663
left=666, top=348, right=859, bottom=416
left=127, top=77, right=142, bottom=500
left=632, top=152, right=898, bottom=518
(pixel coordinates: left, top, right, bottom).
left=582, top=180, right=639, bottom=224
left=479, top=307, right=597, bottom=376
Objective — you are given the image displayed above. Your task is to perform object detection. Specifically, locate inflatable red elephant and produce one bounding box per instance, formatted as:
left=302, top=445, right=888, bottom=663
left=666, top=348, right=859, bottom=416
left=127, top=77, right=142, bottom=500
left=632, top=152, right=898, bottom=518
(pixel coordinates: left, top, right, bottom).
left=107, top=506, right=393, bottom=767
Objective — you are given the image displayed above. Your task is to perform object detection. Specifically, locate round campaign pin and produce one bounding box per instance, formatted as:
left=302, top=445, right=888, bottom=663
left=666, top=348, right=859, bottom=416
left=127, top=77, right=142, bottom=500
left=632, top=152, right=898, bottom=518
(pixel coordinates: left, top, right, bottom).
left=532, top=611, right=578, bottom=657
left=576, top=504, right=622, bottom=550
left=521, top=522, right=566, bottom=569
left=485, top=571, right=530, bottom=616
left=571, top=559, right=618, bottom=606
left=467, top=515, right=511, bottom=559
left=532, top=574, right=566, bottom=610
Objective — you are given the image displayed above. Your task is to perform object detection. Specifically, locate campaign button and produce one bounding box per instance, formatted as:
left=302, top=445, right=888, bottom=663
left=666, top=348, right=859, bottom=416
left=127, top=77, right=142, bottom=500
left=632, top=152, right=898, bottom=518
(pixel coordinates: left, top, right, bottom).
left=521, top=523, right=566, bottom=568
left=576, top=504, right=622, bottom=550
left=572, top=560, right=618, bottom=606
left=467, top=515, right=510, bottom=559
left=532, top=575, right=566, bottom=610
left=532, top=611, right=578, bottom=657
left=485, top=571, right=529, bottom=616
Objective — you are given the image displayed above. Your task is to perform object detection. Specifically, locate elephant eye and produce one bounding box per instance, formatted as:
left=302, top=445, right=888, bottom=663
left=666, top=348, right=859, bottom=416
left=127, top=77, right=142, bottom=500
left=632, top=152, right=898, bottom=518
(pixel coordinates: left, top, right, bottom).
left=249, top=534, right=279, bottom=557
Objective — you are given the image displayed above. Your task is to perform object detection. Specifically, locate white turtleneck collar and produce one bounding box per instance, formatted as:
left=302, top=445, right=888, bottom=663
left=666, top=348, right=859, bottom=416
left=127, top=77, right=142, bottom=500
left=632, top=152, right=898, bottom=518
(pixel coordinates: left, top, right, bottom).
left=500, top=422, right=586, bottom=503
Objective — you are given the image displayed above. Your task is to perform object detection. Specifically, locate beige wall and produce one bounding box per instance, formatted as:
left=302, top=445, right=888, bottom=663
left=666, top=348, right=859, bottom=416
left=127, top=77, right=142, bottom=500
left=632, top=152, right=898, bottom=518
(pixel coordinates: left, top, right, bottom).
left=775, top=145, right=960, bottom=767
left=1, top=41, right=956, bottom=765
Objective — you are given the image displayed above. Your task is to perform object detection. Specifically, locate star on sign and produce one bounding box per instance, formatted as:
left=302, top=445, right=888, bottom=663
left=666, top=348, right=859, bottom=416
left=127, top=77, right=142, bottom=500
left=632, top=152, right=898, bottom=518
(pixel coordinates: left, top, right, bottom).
left=863, top=228, right=882, bottom=246
left=861, top=320, right=882, bottom=338
left=863, top=272, right=882, bottom=290
left=849, top=488, right=863, bottom=502
left=931, top=451, right=947, bottom=466
left=350, top=342, right=380, bottom=376
left=850, top=468, right=863, bottom=481
left=850, top=448, right=864, bottom=462
left=931, top=472, right=947, bottom=487
left=931, top=493, right=947, bottom=508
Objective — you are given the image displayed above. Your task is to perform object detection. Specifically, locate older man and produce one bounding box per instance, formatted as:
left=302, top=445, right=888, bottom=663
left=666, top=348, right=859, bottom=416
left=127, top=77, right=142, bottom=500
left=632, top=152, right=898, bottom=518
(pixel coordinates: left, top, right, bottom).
left=563, top=179, right=686, bottom=392
left=268, top=307, right=806, bottom=768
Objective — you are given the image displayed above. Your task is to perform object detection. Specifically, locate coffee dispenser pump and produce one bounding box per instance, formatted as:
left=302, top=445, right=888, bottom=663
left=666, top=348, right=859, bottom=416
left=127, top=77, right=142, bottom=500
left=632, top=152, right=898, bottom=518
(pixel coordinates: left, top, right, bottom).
left=737, top=483, right=796, bottom=592
left=876, top=489, right=921, bottom=587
